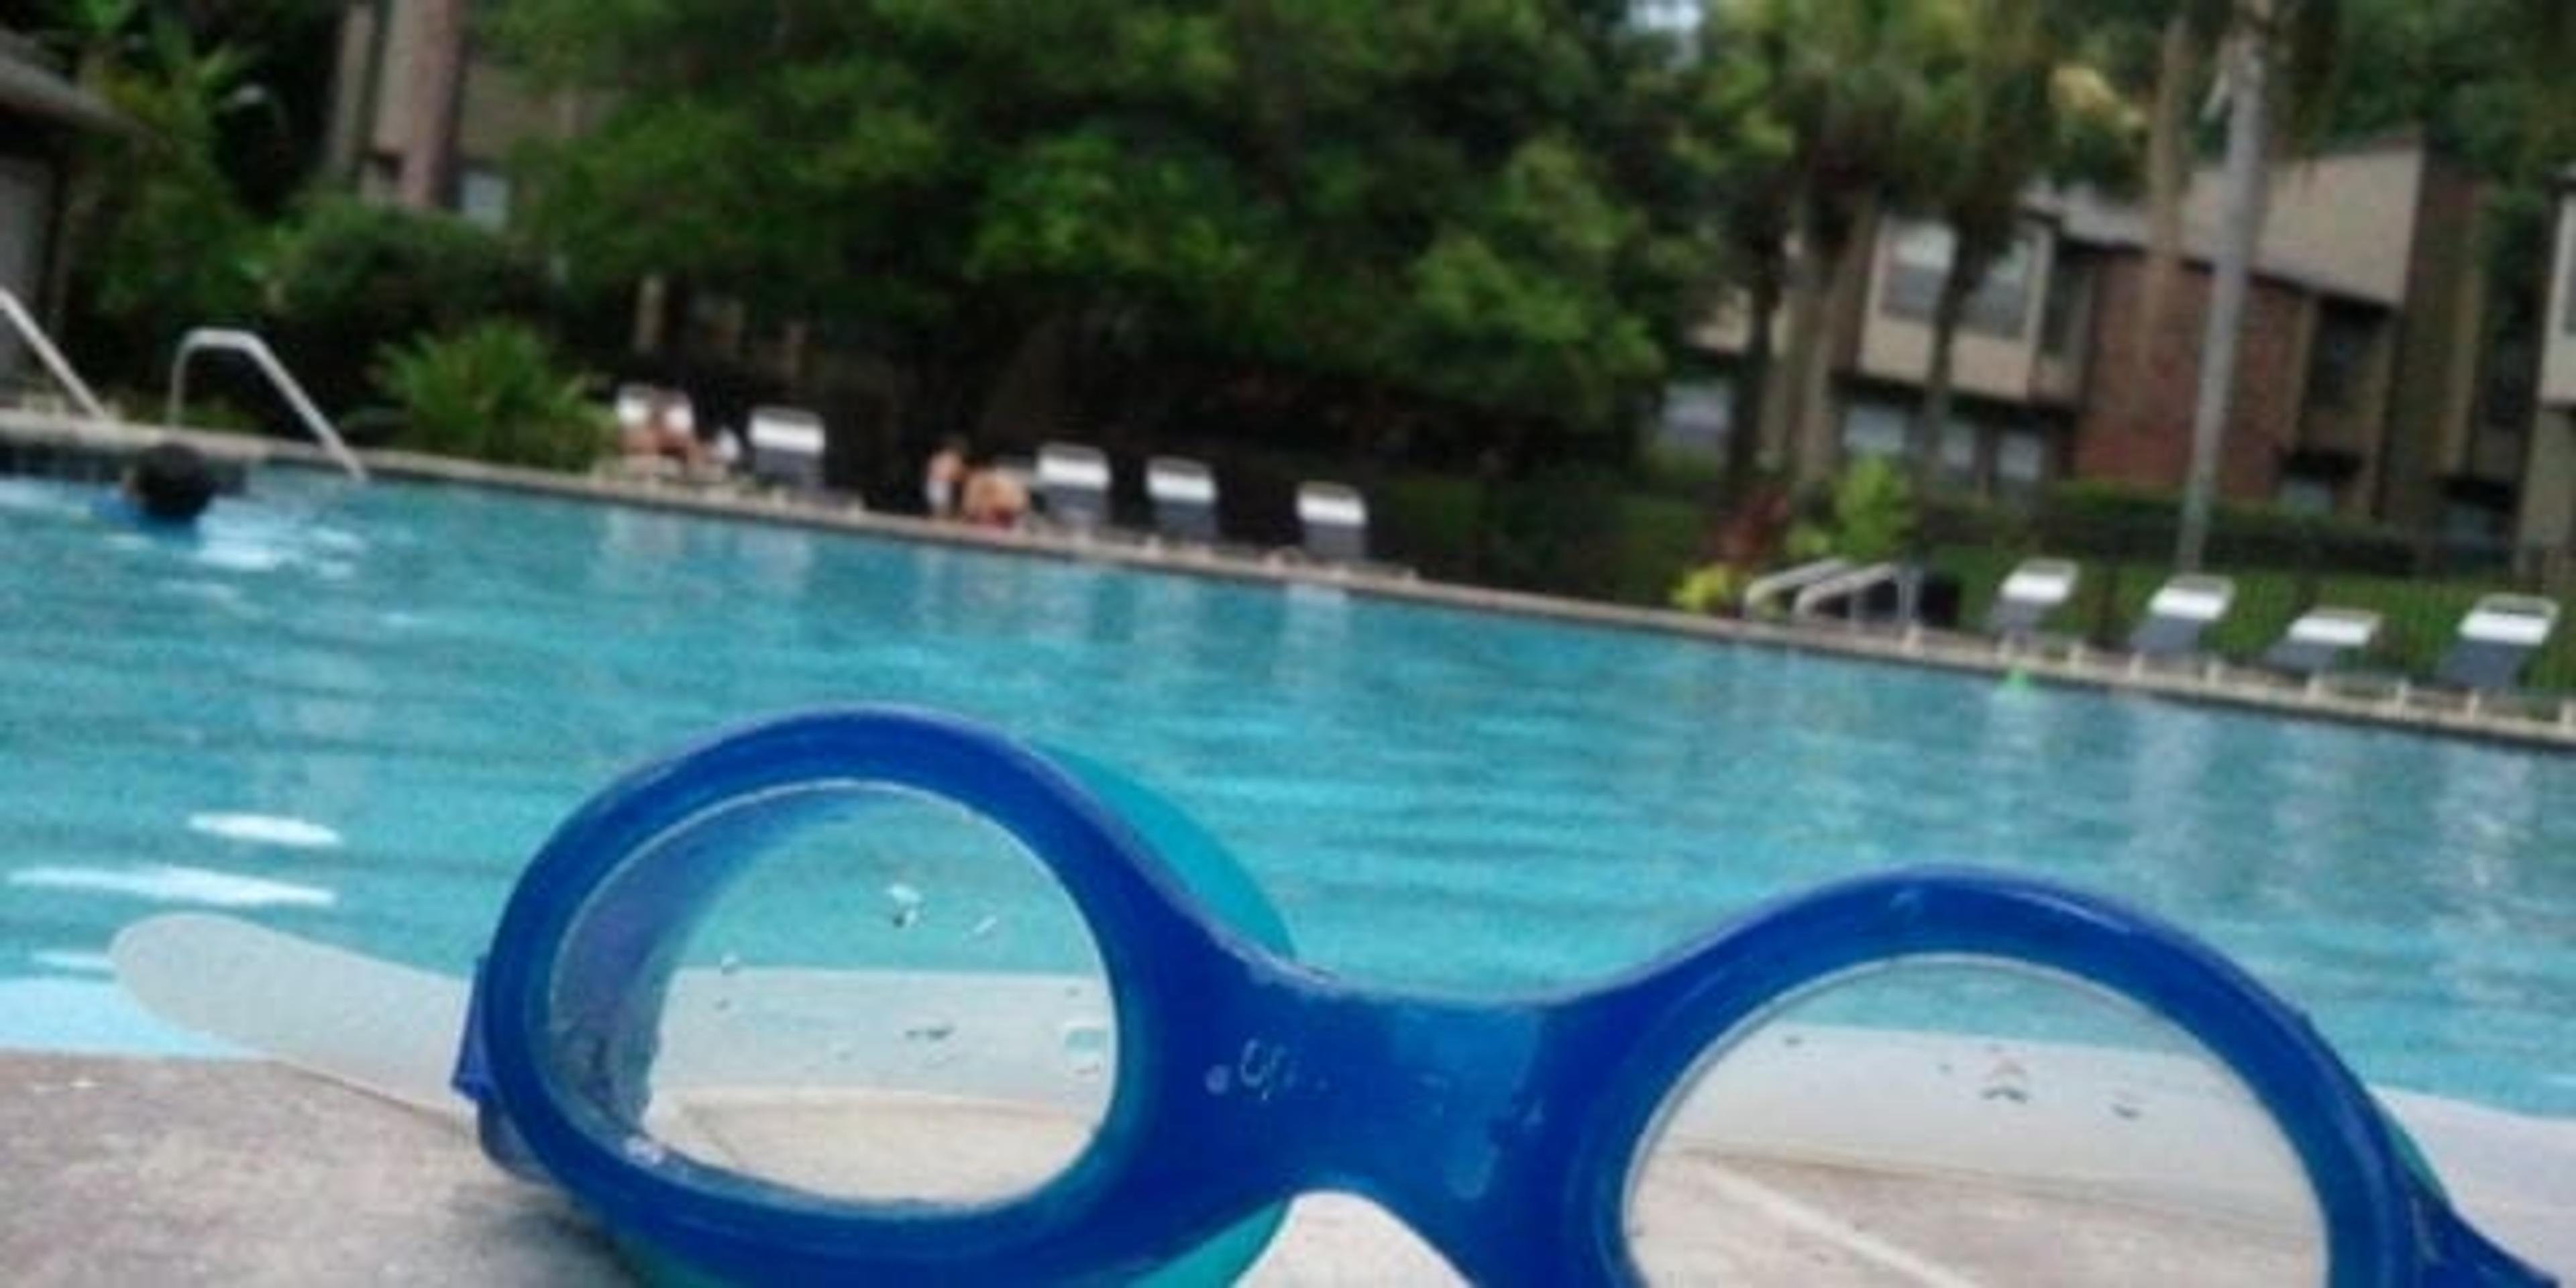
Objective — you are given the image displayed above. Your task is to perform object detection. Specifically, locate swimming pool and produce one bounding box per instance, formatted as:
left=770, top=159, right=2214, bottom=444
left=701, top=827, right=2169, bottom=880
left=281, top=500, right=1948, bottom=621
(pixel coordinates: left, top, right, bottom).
left=3, top=470, right=2570, bottom=1116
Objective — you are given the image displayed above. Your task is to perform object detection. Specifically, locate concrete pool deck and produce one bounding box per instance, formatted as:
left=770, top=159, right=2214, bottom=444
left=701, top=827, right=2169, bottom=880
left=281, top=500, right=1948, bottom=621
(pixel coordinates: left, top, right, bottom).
left=0, top=1053, right=1454, bottom=1285
left=3, top=407, right=2571, bottom=752
left=7, top=1049, right=2571, bottom=1283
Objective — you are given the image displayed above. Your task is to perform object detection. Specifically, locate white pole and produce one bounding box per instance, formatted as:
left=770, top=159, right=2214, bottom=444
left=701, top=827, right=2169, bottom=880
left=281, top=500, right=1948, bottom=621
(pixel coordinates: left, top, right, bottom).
left=2176, top=27, right=2270, bottom=572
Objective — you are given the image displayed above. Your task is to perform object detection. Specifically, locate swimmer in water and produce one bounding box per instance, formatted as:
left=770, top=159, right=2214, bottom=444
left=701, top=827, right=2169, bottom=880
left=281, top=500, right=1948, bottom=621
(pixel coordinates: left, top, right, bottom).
left=119, top=442, right=218, bottom=525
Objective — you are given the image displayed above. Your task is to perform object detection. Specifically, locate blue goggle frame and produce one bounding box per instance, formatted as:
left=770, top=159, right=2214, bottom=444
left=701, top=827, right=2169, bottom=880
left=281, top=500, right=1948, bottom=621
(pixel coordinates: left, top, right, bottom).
left=454, top=707, right=2547, bottom=1286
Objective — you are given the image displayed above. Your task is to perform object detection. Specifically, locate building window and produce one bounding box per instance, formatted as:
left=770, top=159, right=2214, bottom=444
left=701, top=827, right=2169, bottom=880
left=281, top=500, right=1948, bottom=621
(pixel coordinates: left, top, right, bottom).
left=458, top=166, right=511, bottom=230
left=2039, top=248, right=2090, bottom=360
left=1996, top=429, right=2047, bottom=496
left=2304, top=301, right=2379, bottom=414
left=1939, top=419, right=1979, bottom=488
left=1841, top=399, right=1909, bottom=460
left=1881, top=221, right=2039, bottom=339
left=2277, top=474, right=2337, bottom=515
left=2441, top=497, right=2511, bottom=545
left=1656, top=379, right=1733, bottom=458
left=2475, top=337, right=2536, bottom=437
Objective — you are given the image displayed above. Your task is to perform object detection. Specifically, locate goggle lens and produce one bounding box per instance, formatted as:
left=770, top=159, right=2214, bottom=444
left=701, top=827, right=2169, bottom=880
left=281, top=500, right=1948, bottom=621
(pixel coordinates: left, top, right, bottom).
left=1625, top=959, right=2328, bottom=1285
left=541, top=782, right=1118, bottom=1206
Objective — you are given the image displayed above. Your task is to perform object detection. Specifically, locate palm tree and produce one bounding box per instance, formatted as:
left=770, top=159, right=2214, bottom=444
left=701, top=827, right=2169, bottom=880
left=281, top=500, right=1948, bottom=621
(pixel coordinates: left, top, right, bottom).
left=1900, top=0, right=2142, bottom=495
left=1721, top=0, right=1958, bottom=486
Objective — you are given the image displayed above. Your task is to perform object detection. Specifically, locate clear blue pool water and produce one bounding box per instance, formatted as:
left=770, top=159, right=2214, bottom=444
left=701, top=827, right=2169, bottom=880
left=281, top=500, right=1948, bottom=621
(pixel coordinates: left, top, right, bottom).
left=1, top=470, right=2570, bottom=1115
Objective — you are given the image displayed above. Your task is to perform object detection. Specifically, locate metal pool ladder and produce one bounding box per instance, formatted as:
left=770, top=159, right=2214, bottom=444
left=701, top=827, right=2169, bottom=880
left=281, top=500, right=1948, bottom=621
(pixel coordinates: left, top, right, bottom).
left=1792, top=561, right=1905, bottom=621
left=0, top=285, right=109, bottom=420
left=168, top=328, right=369, bottom=482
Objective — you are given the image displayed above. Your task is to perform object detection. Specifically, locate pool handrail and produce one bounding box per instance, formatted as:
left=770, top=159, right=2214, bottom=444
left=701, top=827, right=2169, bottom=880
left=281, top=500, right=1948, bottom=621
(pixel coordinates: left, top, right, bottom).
left=1744, top=557, right=1854, bottom=617
left=0, top=284, right=109, bottom=421
left=1790, top=561, right=1904, bottom=621
left=167, top=327, right=368, bottom=482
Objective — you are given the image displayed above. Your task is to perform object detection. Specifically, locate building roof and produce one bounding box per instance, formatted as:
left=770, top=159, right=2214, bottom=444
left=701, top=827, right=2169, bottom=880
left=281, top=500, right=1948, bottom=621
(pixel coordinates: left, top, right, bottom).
left=2023, top=134, right=2440, bottom=309
left=0, top=36, right=123, bottom=134
left=2031, top=187, right=2397, bottom=306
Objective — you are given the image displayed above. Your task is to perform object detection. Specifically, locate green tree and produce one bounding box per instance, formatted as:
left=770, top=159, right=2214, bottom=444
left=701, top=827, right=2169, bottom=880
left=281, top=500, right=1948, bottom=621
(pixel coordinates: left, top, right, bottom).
left=1674, top=21, right=1796, bottom=492
left=489, top=0, right=1723, bottom=459
left=48, top=11, right=270, bottom=366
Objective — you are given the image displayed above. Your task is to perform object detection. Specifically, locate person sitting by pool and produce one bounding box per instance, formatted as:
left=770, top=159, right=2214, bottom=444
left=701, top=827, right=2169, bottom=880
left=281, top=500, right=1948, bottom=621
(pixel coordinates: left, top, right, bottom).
left=959, top=463, right=1029, bottom=529
left=115, top=442, right=218, bottom=526
left=619, top=390, right=708, bottom=469
left=924, top=435, right=968, bottom=519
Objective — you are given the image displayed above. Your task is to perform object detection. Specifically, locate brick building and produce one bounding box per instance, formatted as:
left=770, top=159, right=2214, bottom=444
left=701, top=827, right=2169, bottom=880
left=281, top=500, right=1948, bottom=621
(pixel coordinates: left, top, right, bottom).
left=321, top=0, right=592, bottom=229
left=1676, top=136, right=2535, bottom=539
left=2524, top=168, right=2576, bottom=561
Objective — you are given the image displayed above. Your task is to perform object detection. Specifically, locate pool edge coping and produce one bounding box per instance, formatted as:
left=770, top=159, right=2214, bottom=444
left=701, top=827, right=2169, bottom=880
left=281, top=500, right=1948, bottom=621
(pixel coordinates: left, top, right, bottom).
left=9, top=411, right=2571, bottom=754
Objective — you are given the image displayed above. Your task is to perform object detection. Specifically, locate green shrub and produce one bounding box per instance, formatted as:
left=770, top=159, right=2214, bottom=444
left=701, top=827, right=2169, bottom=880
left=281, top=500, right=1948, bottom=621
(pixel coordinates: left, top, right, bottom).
left=1831, top=458, right=1915, bottom=562
left=1611, top=494, right=1705, bottom=604
left=2035, top=480, right=2417, bottom=574
left=1375, top=474, right=1486, bottom=580
left=1374, top=467, right=1704, bottom=605
left=1786, top=458, right=1917, bottom=564
left=374, top=323, right=608, bottom=472
left=1481, top=465, right=1633, bottom=594
left=264, top=197, right=552, bottom=411
left=1670, top=562, right=1746, bottom=614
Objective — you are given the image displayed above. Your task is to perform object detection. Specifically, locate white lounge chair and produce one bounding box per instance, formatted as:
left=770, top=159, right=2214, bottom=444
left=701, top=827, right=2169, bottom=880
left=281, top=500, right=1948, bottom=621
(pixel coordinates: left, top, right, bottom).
left=1984, top=558, right=2080, bottom=640
left=2261, top=607, right=2381, bottom=678
left=747, top=406, right=826, bottom=490
left=2434, top=595, right=2560, bottom=692
left=1295, top=482, right=1369, bottom=564
left=1036, top=441, right=1113, bottom=530
left=2128, top=574, right=2235, bottom=659
left=1146, top=455, right=1220, bottom=544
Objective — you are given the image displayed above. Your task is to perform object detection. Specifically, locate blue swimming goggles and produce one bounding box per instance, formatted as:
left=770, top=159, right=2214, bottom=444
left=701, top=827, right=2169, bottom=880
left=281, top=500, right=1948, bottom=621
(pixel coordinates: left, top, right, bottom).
left=453, top=707, right=2551, bottom=1285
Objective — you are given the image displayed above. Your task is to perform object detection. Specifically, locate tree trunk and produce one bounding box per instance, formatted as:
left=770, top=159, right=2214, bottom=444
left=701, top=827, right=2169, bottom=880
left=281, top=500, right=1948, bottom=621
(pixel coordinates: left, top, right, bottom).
left=396, top=0, right=466, bottom=209
left=1724, top=257, right=1782, bottom=493
left=2133, top=16, right=2198, bottom=391
left=1910, top=248, right=1982, bottom=496
left=1789, top=194, right=1878, bottom=486
left=2176, top=29, right=2270, bottom=572
left=1769, top=207, right=1831, bottom=486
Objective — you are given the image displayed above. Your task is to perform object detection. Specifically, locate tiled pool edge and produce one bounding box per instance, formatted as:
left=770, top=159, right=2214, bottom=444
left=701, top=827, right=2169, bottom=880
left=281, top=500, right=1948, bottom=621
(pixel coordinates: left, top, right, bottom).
left=9, top=410, right=2570, bottom=753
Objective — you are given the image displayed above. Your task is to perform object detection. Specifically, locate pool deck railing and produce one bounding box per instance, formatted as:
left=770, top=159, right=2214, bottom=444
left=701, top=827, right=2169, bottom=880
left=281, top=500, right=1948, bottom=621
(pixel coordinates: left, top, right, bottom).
left=4, top=406, right=2569, bottom=753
